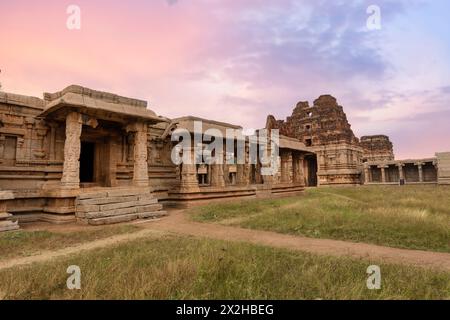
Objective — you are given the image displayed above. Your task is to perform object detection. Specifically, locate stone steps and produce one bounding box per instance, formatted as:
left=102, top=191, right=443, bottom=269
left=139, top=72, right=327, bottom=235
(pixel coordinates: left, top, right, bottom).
left=75, top=188, right=167, bottom=225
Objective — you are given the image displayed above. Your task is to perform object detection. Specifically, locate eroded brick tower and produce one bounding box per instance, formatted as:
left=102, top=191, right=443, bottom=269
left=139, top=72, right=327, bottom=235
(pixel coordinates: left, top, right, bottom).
left=266, top=95, right=363, bottom=186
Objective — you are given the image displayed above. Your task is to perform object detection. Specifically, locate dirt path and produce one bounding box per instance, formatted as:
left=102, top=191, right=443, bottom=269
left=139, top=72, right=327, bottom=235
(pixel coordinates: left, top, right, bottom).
left=1, top=210, right=450, bottom=272
left=0, top=229, right=167, bottom=271
left=146, top=210, right=450, bottom=271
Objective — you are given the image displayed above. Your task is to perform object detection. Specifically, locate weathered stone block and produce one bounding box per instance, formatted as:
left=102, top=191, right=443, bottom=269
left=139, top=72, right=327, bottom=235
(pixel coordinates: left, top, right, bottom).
left=85, top=206, right=137, bottom=219
left=77, top=192, right=108, bottom=200
left=88, top=213, right=138, bottom=226
left=136, top=204, right=163, bottom=213
left=99, top=201, right=140, bottom=212
left=138, top=211, right=168, bottom=219
left=0, top=220, right=20, bottom=232
left=76, top=195, right=138, bottom=206
left=76, top=204, right=100, bottom=213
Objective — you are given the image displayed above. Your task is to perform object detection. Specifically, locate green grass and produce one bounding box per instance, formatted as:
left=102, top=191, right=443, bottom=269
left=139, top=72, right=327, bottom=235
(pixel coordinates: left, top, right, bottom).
left=0, top=234, right=448, bottom=300
left=190, top=185, right=450, bottom=252
left=0, top=224, right=140, bottom=261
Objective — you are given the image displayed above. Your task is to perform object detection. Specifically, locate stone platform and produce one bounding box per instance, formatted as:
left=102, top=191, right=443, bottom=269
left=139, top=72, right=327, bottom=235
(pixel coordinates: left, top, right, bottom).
left=166, top=184, right=305, bottom=208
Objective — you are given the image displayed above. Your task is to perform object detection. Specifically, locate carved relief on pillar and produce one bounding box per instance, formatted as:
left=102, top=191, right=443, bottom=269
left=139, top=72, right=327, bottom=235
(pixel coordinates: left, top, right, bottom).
left=33, top=121, right=49, bottom=160
left=128, top=122, right=149, bottom=187
left=24, top=117, right=35, bottom=161
left=61, top=112, right=82, bottom=189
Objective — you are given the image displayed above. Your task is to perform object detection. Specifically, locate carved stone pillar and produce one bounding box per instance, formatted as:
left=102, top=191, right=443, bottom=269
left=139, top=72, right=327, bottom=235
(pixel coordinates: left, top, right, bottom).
left=61, top=112, right=82, bottom=189
left=294, top=154, right=305, bottom=185
left=364, top=166, right=370, bottom=184
left=211, top=148, right=225, bottom=188
left=239, top=144, right=251, bottom=186
left=280, top=151, right=291, bottom=183
left=132, top=122, right=149, bottom=187
left=180, top=147, right=200, bottom=192
left=286, top=151, right=293, bottom=183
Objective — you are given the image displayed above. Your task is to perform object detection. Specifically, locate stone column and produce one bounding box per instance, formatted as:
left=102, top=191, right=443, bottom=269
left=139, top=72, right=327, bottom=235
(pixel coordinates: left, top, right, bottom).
left=286, top=151, right=293, bottom=183
left=397, top=163, right=405, bottom=181
left=180, top=147, right=200, bottom=192
left=132, top=122, right=149, bottom=187
left=61, top=112, right=82, bottom=189
left=379, top=165, right=387, bottom=183
left=363, top=166, right=370, bottom=184
left=416, top=162, right=424, bottom=183
left=295, top=155, right=305, bottom=185
left=211, top=148, right=225, bottom=188
left=280, top=151, right=290, bottom=183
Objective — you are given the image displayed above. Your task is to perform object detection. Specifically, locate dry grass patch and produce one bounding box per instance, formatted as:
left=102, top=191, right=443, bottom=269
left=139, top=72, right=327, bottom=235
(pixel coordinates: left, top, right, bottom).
left=190, top=186, right=450, bottom=252
left=0, top=234, right=448, bottom=300
left=0, top=224, right=141, bottom=261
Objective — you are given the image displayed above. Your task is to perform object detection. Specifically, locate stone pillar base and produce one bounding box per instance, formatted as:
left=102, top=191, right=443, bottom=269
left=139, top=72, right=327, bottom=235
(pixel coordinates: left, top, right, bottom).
left=0, top=191, right=19, bottom=232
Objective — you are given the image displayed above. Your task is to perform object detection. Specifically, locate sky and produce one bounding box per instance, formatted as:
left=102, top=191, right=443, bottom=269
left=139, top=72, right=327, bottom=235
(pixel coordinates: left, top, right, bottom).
left=1, top=0, right=449, bottom=159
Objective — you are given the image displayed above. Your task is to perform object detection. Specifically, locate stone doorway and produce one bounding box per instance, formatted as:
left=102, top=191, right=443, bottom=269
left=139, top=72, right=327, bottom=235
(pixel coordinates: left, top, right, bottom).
left=80, top=141, right=95, bottom=184
left=79, top=135, right=116, bottom=188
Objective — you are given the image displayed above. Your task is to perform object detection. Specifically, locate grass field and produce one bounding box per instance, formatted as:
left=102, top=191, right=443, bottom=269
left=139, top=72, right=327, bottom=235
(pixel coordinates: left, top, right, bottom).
left=0, top=225, right=140, bottom=261
left=190, top=186, right=450, bottom=252
left=1, top=234, right=448, bottom=300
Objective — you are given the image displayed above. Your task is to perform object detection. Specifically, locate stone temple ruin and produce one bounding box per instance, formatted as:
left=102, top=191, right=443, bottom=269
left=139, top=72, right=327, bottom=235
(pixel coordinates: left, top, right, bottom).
left=0, top=85, right=449, bottom=231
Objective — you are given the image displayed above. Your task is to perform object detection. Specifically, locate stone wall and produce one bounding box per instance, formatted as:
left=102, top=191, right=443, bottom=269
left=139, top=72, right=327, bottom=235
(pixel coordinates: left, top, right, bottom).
left=436, top=152, right=450, bottom=185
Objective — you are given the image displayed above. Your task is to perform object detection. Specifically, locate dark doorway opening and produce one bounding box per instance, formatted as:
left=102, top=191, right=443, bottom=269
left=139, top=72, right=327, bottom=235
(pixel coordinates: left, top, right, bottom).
left=80, top=142, right=95, bottom=183
left=305, top=155, right=318, bottom=186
